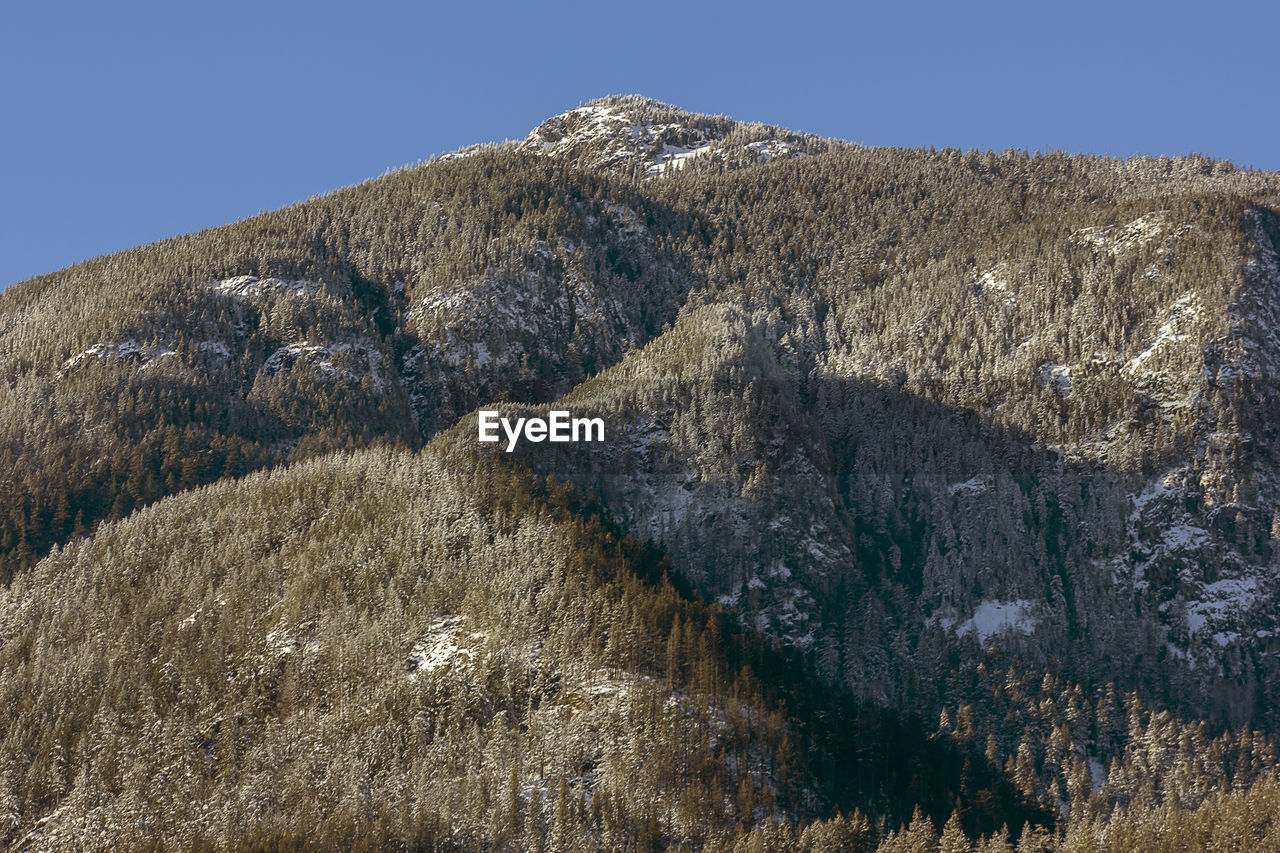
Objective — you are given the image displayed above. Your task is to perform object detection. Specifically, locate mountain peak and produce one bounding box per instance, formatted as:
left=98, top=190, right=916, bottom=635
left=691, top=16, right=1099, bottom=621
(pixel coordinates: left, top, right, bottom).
left=517, top=95, right=832, bottom=177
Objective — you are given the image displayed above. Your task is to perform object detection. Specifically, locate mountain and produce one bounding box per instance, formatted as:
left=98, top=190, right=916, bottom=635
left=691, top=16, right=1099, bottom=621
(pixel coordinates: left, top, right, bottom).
left=515, top=95, right=835, bottom=177
left=2, top=96, right=1280, bottom=850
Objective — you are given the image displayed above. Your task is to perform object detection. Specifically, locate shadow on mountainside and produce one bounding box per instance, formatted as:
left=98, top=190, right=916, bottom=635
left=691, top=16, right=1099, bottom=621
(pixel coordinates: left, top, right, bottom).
left=444, top=356, right=1280, bottom=734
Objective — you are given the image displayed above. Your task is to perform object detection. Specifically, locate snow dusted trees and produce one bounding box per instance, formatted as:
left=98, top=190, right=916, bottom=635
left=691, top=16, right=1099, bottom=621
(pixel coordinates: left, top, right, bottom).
left=2, top=98, right=1279, bottom=849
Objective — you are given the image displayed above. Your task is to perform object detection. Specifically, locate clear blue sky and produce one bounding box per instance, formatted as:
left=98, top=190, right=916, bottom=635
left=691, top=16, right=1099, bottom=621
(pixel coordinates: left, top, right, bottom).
left=3, top=0, right=1277, bottom=289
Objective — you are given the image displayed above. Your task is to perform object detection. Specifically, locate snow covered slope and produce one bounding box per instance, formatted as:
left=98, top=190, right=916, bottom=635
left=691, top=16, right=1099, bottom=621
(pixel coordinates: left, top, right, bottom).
left=517, top=95, right=836, bottom=177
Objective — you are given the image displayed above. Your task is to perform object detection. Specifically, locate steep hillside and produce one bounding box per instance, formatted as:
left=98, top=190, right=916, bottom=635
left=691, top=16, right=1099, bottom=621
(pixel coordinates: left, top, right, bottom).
left=458, top=156, right=1280, bottom=731
left=3, top=96, right=1280, bottom=849
left=0, top=445, right=1045, bottom=850
left=0, top=151, right=701, bottom=580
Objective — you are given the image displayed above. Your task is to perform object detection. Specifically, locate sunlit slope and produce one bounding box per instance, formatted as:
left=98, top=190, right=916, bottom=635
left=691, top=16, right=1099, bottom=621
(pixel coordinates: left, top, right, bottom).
left=0, top=444, right=1041, bottom=850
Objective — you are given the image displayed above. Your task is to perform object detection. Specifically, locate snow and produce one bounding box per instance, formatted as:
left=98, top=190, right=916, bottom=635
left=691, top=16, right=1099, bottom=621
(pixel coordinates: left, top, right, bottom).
left=955, top=599, right=1037, bottom=643
left=976, top=267, right=1016, bottom=307
left=648, top=143, right=713, bottom=177
left=410, top=261, right=598, bottom=379
left=408, top=616, right=486, bottom=679
left=583, top=675, right=639, bottom=701
left=1125, top=294, right=1200, bottom=375
left=745, top=139, right=802, bottom=162
left=266, top=628, right=295, bottom=657
left=1185, top=577, right=1260, bottom=637
left=212, top=275, right=322, bottom=300
left=925, top=608, right=959, bottom=633
left=519, top=102, right=811, bottom=179
left=265, top=627, right=320, bottom=661
left=1158, top=521, right=1210, bottom=553
left=1129, top=474, right=1175, bottom=522
left=948, top=474, right=992, bottom=496
left=262, top=340, right=386, bottom=390
left=522, top=104, right=695, bottom=175
left=137, top=347, right=178, bottom=370
left=1088, top=758, right=1108, bottom=792
left=646, top=137, right=804, bottom=176
left=1038, top=363, right=1072, bottom=397
left=415, top=279, right=488, bottom=318
left=59, top=340, right=181, bottom=376
left=178, top=606, right=209, bottom=629
left=1072, top=211, right=1180, bottom=254
left=433, top=144, right=489, bottom=162
left=63, top=340, right=147, bottom=368
left=977, top=269, right=1006, bottom=291
left=1117, top=213, right=1171, bottom=248
left=194, top=340, right=231, bottom=358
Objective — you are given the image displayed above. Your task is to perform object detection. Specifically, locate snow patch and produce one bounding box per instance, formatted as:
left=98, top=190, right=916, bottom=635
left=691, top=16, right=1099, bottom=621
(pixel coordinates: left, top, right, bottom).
left=1159, top=521, right=1210, bottom=554
left=1185, top=578, right=1260, bottom=637
left=262, top=340, right=386, bottom=390
left=1130, top=474, right=1175, bottom=522
left=955, top=600, right=1037, bottom=643
left=1125, top=294, right=1201, bottom=375
left=59, top=340, right=178, bottom=376
left=212, top=275, right=322, bottom=300
left=519, top=102, right=813, bottom=179
left=1038, top=363, right=1072, bottom=397
left=745, top=139, right=803, bottom=162
left=194, top=340, right=231, bottom=358
left=976, top=267, right=1017, bottom=307
left=1088, top=758, right=1108, bottom=792
left=948, top=474, right=993, bottom=497
left=648, top=143, right=713, bottom=177
left=408, top=616, right=486, bottom=679
left=266, top=627, right=320, bottom=661
left=1072, top=211, right=1182, bottom=254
